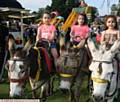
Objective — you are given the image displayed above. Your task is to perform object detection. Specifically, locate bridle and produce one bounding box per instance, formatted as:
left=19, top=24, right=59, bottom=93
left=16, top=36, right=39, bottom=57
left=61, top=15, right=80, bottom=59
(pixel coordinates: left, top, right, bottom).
left=91, top=60, right=112, bottom=84
left=91, top=59, right=118, bottom=98
left=8, top=58, right=29, bottom=84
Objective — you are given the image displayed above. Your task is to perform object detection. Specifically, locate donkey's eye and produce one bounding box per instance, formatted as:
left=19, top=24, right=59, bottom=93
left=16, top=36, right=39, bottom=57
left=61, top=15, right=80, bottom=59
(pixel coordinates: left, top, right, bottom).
left=19, top=65, right=24, bottom=69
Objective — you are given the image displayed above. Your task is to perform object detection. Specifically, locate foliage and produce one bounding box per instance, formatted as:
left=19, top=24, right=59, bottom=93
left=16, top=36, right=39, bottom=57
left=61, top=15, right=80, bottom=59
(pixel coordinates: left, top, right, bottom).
left=111, top=0, right=120, bottom=16
left=0, top=0, right=23, bottom=8
left=49, top=0, right=79, bottom=19
left=34, top=0, right=98, bottom=22
left=35, top=8, right=45, bottom=20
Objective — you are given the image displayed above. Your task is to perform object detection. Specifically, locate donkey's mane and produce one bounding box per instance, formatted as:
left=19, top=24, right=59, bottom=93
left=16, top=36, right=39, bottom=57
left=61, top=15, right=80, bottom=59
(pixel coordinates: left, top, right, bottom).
left=14, top=48, right=26, bottom=59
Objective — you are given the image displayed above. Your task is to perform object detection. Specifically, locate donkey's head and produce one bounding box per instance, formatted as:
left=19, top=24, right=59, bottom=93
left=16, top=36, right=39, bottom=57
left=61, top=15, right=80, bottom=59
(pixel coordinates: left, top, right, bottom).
left=87, top=38, right=120, bottom=101
left=7, top=38, right=32, bottom=98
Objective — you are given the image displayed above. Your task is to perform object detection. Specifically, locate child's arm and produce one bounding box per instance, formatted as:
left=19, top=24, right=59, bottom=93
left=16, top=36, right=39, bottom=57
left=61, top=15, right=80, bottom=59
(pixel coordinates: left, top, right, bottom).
left=100, top=31, right=106, bottom=45
left=36, top=27, right=41, bottom=41
left=49, top=25, right=56, bottom=42
left=70, top=30, right=75, bottom=40
left=76, top=27, right=90, bottom=49
left=76, top=39, right=86, bottom=49
left=70, top=26, right=75, bottom=41
left=117, top=30, right=120, bottom=39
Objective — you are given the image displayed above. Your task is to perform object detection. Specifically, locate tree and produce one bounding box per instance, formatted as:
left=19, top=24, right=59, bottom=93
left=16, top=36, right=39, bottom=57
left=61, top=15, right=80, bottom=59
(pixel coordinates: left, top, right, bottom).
left=35, top=8, right=45, bottom=20
left=0, top=0, right=23, bottom=8
left=111, top=4, right=118, bottom=15
left=50, top=0, right=79, bottom=19
left=117, top=0, right=120, bottom=15
left=110, top=0, right=120, bottom=16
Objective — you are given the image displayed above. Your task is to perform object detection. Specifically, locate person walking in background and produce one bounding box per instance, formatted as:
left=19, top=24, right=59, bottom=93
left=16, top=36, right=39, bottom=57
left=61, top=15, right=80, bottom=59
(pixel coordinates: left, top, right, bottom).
left=0, top=17, right=9, bottom=83
left=90, top=18, right=102, bottom=45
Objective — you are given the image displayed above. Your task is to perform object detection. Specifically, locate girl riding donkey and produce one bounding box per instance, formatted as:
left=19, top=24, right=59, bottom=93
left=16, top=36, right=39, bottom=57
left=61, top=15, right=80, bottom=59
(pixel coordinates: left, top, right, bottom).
left=7, top=34, right=56, bottom=100
left=36, top=11, right=59, bottom=97
left=36, top=11, right=59, bottom=61
left=69, top=13, right=91, bottom=102
left=57, top=13, right=91, bottom=102
left=6, top=12, right=59, bottom=99
left=100, top=15, right=120, bottom=88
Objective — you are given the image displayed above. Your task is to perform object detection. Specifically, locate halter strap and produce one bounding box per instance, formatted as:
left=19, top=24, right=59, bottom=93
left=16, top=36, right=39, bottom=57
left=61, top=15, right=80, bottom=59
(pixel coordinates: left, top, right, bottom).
left=91, top=77, right=109, bottom=83
left=59, top=73, right=74, bottom=78
left=9, top=75, right=28, bottom=83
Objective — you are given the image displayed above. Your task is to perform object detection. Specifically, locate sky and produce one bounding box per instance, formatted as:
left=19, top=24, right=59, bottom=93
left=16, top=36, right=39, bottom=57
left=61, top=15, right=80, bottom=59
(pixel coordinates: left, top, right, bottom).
left=18, top=0, right=118, bottom=16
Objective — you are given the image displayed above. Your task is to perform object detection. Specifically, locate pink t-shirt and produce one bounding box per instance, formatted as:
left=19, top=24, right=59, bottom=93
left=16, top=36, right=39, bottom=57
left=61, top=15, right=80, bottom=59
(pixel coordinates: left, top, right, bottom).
left=37, top=24, right=56, bottom=40
left=71, top=25, right=90, bottom=42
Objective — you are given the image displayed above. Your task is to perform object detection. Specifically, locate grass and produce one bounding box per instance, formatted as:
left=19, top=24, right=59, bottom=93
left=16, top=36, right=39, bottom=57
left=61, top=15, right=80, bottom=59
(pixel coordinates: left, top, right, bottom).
left=0, top=72, right=91, bottom=102
left=0, top=70, right=120, bottom=102
left=0, top=83, right=9, bottom=98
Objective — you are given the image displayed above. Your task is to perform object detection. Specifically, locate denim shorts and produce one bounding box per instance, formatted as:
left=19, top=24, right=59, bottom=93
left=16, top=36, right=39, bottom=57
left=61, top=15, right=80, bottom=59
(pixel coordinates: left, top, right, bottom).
left=50, top=42, right=57, bottom=48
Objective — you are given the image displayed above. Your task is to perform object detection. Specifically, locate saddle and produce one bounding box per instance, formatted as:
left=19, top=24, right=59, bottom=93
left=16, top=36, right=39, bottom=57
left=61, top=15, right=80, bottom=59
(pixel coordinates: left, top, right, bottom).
left=57, top=49, right=80, bottom=76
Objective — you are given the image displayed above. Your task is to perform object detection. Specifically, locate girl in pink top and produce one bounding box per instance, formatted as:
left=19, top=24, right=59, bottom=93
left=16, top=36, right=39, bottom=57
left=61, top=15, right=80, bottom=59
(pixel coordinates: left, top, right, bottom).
left=70, top=13, right=90, bottom=48
left=36, top=12, right=59, bottom=59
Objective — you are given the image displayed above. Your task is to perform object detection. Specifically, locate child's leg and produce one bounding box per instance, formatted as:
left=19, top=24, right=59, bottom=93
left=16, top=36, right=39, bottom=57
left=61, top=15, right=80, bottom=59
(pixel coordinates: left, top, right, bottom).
left=51, top=48, right=59, bottom=59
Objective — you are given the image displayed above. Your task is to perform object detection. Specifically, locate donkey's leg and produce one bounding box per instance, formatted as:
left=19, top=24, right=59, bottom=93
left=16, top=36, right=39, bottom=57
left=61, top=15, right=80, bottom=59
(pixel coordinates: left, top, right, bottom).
left=29, top=78, right=37, bottom=98
left=45, top=81, right=50, bottom=96
left=73, top=74, right=84, bottom=102
left=69, top=86, right=75, bottom=102
left=40, top=82, right=49, bottom=102
left=40, top=85, right=45, bottom=100
left=48, top=75, right=55, bottom=95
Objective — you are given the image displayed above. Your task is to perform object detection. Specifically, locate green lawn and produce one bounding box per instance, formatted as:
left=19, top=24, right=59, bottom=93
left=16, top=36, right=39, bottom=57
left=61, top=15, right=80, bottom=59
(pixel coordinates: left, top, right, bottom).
left=0, top=72, right=91, bottom=101
left=0, top=71, right=120, bottom=102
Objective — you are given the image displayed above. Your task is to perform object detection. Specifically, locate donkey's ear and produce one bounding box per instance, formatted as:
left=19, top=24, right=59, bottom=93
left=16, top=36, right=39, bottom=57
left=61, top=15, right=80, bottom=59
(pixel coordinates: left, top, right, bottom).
left=110, top=39, right=120, bottom=53
left=23, top=39, right=33, bottom=54
left=8, top=37, right=16, bottom=57
left=87, top=38, right=98, bottom=52
left=8, top=38, right=16, bottom=51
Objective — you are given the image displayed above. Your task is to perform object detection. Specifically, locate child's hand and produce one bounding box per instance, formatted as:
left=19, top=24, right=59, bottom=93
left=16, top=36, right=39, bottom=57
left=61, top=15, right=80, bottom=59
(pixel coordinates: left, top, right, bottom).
left=73, top=45, right=77, bottom=49
left=73, top=45, right=80, bottom=49
left=76, top=45, right=80, bottom=49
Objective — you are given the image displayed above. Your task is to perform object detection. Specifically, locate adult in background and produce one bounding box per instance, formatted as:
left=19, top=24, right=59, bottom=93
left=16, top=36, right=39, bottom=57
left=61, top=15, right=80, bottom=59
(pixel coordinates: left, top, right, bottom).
left=0, top=17, right=9, bottom=83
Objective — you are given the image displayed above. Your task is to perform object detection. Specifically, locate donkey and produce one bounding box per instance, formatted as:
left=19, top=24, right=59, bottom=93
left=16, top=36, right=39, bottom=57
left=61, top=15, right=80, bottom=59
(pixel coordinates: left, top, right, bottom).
left=87, top=38, right=120, bottom=102
left=7, top=37, right=54, bottom=100
left=57, top=35, right=91, bottom=102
